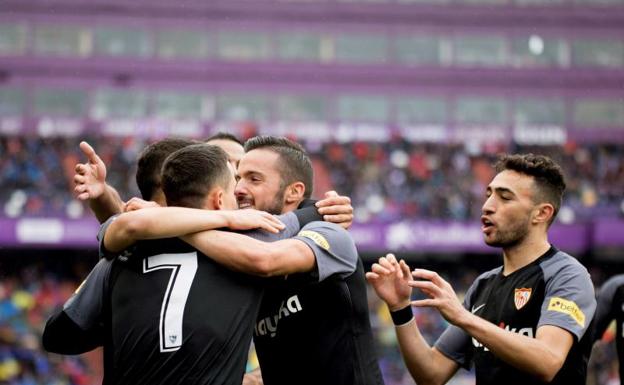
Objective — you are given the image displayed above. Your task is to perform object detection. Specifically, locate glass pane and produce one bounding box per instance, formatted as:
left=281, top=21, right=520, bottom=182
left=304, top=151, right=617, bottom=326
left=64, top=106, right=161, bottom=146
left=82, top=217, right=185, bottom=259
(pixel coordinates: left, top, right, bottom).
left=571, top=40, right=624, bottom=68
left=218, top=31, right=271, bottom=61
left=217, top=94, right=270, bottom=122
left=154, top=92, right=205, bottom=120
left=92, top=89, right=147, bottom=119
left=34, top=89, right=87, bottom=117
left=0, top=88, right=25, bottom=116
left=277, top=95, right=326, bottom=121
left=510, top=35, right=565, bottom=68
left=455, top=96, right=507, bottom=125
left=573, top=99, right=624, bottom=127
left=34, top=25, right=91, bottom=57
left=396, top=36, right=441, bottom=66
left=335, top=34, right=388, bottom=64
left=514, top=98, right=565, bottom=125
left=337, top=95, right=389, bottom=124
left=94, top=27, right=152, bottom=58
left=157, top=29, right=211, bottom=60
left=397, top=97, right=447, bottom=125
left=454, top=36, right=506, bottom=67
left=0, top=24, right=27, bottom=56
left=277, top=32, right=322, bottom=62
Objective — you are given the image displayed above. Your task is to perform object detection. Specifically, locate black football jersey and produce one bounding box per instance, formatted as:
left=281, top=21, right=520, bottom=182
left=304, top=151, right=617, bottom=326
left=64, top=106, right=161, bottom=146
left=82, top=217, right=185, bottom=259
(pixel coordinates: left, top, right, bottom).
left=436, top=246, right=596, bottom=385
left=593, top=274, right=624, bottom=384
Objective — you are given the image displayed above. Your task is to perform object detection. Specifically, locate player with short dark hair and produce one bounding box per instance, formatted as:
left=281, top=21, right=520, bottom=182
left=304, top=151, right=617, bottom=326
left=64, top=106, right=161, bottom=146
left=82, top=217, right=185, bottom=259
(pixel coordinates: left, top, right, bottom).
left=367, top=153, right=596, bottom=385
left=44, top=143, right=342, bottom=384
left=206, top=132, right=245, bottom=168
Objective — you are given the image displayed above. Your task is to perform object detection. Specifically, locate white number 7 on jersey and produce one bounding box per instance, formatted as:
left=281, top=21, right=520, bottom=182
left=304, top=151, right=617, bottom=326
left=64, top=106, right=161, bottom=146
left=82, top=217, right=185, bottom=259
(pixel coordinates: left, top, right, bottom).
left=143, top=252, right=198, bottom=353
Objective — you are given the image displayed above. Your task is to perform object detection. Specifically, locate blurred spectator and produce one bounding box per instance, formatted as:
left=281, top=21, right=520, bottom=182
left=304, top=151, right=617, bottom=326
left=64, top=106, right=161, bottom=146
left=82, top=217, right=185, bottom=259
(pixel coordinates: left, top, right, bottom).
left=1, top=135, right=622, bottom=223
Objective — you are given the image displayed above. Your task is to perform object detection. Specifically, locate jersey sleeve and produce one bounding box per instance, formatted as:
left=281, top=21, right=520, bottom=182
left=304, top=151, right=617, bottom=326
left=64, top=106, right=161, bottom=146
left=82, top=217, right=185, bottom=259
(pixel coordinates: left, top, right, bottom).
left=537, top=260, right=596, bottom=341
left=434, top=277, right=481, bottom=369
left=98, top=214, right=120, bottom=260
left=592, top=275, right=624, bottom=342
left=241, top=212, right=302, bottom=241
left=63, top=258, right=113, bottom=330
left=293, top=221, right=358, bottom=282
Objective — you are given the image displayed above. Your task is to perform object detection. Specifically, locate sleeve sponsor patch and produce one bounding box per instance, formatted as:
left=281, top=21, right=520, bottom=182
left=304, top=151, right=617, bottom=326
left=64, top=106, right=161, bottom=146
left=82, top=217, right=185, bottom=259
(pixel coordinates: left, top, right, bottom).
left=297, top=230, right=330, bottom=251
left=547, top=297, right=585, bottom=327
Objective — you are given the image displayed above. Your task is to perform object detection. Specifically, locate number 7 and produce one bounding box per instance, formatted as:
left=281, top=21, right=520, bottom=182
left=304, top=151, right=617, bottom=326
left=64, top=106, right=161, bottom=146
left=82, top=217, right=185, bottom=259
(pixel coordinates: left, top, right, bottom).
left=143, top=252, right=198, bottom=353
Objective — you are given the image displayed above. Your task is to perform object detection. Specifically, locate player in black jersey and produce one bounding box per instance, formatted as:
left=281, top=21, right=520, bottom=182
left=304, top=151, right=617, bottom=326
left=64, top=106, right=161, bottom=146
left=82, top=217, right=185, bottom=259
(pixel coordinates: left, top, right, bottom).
left=591, top=274, right=624, bottom=384
left=216, top=136, right=383, bottom=385
left=367, top=154, right=596, bottom=385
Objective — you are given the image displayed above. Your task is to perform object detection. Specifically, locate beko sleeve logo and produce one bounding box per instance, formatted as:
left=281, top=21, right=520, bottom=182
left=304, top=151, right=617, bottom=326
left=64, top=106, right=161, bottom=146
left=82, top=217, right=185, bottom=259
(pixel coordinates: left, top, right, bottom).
left=547, top=297, right=585, bottom=327
left=297, top=230, right=330, bottom=251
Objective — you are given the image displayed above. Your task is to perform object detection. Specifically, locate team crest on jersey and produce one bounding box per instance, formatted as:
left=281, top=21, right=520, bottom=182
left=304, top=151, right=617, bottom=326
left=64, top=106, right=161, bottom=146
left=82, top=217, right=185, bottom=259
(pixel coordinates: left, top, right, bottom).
left=514, top=288, right=532, bottom=310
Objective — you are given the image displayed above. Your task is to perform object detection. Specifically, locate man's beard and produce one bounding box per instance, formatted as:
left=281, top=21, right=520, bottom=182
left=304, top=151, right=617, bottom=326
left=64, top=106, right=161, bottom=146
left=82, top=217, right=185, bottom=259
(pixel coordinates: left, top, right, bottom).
left=485, top=214, right=531, bottom=249
left=262, top=185, right=287, bottom=215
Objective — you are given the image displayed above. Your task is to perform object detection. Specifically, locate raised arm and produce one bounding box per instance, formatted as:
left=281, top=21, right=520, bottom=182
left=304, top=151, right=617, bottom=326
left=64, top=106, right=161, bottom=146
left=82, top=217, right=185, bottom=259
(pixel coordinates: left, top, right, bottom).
left=73, top=141, right=124, bottom=223
left=103, top=208, right=284, bottom=253
left=366, top=255, right=459, bottom=385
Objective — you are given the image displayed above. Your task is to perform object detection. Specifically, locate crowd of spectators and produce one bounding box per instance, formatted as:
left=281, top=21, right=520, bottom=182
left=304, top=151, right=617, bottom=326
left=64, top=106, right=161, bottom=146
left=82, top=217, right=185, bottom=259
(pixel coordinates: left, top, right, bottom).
left=1, top=134, right=623, bottom=223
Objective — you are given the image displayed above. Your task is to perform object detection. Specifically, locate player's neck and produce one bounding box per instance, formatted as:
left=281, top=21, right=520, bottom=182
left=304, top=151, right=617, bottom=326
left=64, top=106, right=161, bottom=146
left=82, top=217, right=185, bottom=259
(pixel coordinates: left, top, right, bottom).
left=501, top=232, right=551, bottom=276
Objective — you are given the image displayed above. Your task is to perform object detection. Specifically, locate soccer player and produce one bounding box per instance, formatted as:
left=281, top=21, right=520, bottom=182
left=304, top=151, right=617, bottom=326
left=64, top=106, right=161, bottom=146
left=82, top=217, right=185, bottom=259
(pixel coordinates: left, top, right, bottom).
left=591, top=274, right=624, bottom=384
left=367, top=154, right=596, bottom=385
left=45, top=143, right=351, bottom=384
left=215, top=136, right=383, bottom=385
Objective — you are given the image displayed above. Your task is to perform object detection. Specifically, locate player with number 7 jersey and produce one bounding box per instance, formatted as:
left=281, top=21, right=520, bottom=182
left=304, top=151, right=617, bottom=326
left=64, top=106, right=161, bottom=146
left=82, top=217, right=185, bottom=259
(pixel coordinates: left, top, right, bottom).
left=43, top=144, right=347, bottom=385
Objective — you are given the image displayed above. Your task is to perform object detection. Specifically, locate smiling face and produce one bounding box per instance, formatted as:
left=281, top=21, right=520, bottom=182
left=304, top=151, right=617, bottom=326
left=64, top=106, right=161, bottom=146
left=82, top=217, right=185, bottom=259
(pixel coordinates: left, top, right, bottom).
left=234, top=148, right=287, bottom=215
left=481, top=170, right=538, bottom=248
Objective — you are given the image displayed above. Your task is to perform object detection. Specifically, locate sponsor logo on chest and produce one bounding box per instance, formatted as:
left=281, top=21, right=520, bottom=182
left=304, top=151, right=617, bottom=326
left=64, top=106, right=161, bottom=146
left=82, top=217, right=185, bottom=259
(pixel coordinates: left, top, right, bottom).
left=472, top=322, right=535, bottom=351
left=255, top=295, right=303, bottom=338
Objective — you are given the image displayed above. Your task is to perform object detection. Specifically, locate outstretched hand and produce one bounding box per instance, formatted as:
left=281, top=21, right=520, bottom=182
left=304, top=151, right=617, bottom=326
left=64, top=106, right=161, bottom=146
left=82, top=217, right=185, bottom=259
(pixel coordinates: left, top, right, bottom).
left=366, top=254, right=413, bottom=311
left=409, top=269, right=467, bottom=325
left=124, top=197, right=161, bottom=212
left=224, top=209, right=286, bottom=234
left=74, top=141, right=108, bottom=201
left=315, top=191, right=353, bottom=229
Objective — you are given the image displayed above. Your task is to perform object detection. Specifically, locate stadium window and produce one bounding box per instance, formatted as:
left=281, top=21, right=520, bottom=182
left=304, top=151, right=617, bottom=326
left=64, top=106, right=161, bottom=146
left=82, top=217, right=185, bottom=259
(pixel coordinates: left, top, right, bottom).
left=94, top=26, right=152, bottom=58
left=156, top=29, right=212, bottom=60
left=574, top=0, right=624, bottom=5
left=334, top=34, right=389, bottom=65
left=573, top=99, right=624, bottom=128
left=153, top=91, right=210, bottom=121
left=397, top=97, right=447, bottom=125
left=277, top=32, right=323, bottom=62
left=0, top=23, right=27, bottom=56
left=453, top=35, right=506, bottom=67
left=455, top=96, right=508, bottom=125
left=395, top=35, right=442, bottom=66
left=217, top=94, right=270, bottom=122
left=33, top=88, right=87, bottom=117
left=509, top=35, right=566, bottom=68
left=514, top=98, right=565, bottom=126
left=337, top=95, right=389, bottom=124
left=276, top=95, right=327, bottom=122
left=0, top=88, right=25, bottom=117
left=217, top=31, right=272, bottom=61
left=571, top=39, right=624, bottom=68
left=33, top=25, right=92, bottom=58
left=91, top=89, right=147, bottom=120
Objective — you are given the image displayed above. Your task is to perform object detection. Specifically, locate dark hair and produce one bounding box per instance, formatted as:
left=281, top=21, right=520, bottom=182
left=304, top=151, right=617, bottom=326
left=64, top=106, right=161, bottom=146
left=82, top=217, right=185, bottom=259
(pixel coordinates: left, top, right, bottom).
left=136, top=138, right=198, bottom=200
left=205, top=132, right=243, bottom=145
left=161, top=144, right=231, bottom=208
left=244, top=136, right=314, bottom=199
left=495, top=153, right=566, bottom=224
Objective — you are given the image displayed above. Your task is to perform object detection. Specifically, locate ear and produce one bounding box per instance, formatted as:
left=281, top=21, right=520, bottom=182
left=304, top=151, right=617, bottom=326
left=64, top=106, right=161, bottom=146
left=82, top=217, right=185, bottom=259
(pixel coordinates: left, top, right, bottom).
left=532, top=203, right=555, bottom=225
left=284, top=181, right=306, bottom=205
left=202, top=188, right=223, bottom=210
